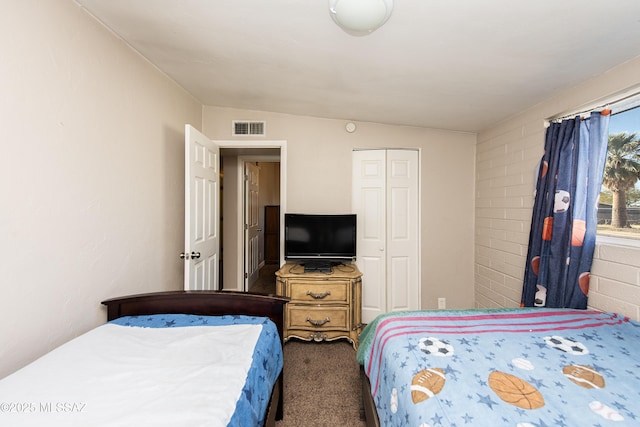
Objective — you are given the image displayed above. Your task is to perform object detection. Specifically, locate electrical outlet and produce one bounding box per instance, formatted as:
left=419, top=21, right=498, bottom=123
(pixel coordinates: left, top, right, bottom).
left=438, top=298, right=446, bottom=309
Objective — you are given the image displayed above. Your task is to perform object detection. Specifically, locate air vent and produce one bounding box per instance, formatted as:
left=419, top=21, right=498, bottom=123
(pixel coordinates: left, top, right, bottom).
left=233, top=120, right=266, bottom=136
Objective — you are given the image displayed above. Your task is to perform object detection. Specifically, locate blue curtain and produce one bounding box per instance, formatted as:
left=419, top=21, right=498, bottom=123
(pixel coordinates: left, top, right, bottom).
left=521, top=112, right=610, bottom=309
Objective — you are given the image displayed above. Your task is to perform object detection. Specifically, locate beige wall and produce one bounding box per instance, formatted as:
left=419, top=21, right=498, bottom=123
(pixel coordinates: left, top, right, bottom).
left=0, top=1, right=202, bottom=378
left=221, top=155, right=241, bottom=289
left=203, top=107, right=477, bottom=310
left=475, top=55, right=640, bottom=320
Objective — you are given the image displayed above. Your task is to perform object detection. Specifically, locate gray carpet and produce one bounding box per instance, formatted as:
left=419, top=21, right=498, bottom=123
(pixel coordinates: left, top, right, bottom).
left=276, top=340, right=366, bottom=427
left=251, top=265, right=366, bottom=426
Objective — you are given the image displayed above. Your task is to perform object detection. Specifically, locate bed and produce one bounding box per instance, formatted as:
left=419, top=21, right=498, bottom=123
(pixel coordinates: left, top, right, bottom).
left=357, top=308, right=640, bottom=427
left=0, top=290, right=289, bottom=427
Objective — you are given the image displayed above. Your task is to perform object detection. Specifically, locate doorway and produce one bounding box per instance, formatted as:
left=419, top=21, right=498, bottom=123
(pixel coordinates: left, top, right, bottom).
left=219, top=143, right=285, bottom=292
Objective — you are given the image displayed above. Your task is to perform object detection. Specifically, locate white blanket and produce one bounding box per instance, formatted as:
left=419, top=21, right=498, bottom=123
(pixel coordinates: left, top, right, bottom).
left=0, top=323, right=262, bottom=426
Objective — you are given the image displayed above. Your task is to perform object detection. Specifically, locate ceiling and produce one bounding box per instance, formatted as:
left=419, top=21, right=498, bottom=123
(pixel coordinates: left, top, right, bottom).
left=75, top=0, right=640, bottom=133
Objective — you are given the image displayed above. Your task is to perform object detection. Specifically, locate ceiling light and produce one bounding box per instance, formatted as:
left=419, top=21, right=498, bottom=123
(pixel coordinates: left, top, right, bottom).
left=329, top=0, right=394, bottom=36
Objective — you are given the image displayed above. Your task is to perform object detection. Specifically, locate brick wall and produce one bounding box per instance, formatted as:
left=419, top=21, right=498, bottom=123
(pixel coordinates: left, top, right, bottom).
left=589, top=240, right=640, bottom=320
left=475, top=122, right=542, bottom=310
left=475, top=122, right=640, bottom=321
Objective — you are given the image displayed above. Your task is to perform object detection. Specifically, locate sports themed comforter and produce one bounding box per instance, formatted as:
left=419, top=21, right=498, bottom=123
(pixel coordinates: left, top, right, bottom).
left=357, top=308, right=640, bottom=427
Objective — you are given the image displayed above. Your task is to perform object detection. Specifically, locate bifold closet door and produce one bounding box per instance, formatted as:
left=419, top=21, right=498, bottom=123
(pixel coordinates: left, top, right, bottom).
left=352, top=149, right=419, bottom=324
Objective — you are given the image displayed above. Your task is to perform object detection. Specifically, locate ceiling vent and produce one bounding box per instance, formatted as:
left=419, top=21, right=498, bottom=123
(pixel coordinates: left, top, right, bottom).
left=233, top=120, right=266, bottom=136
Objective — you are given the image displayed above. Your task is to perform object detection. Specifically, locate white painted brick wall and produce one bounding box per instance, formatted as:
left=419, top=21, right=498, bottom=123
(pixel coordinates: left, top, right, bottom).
left=588, top=241, right=640, bottom=320
left=475, top=121, right=640, bottom=321
left=475, top=122, right=539, bottom=309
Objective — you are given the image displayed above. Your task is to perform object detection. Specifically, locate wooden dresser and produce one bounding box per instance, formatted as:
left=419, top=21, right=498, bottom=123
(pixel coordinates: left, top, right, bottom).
left=275, top=263, right=362, bottom=349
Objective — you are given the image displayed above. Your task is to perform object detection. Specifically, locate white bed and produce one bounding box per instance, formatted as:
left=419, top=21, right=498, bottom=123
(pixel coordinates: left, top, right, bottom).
left=0, top=291, right=289, bottom=427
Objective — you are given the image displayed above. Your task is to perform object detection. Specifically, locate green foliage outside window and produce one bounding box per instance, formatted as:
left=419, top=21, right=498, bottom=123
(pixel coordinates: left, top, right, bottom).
left=597, top=106, right=640, bottom=240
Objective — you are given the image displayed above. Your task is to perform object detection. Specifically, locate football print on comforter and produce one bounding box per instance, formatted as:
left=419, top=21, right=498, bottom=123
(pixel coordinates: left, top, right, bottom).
left=357, top=308, right=640, bottom=427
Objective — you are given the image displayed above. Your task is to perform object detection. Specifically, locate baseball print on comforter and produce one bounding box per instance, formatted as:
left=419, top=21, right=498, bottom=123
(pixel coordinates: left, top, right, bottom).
left=357, top=308, right=640, bottom=427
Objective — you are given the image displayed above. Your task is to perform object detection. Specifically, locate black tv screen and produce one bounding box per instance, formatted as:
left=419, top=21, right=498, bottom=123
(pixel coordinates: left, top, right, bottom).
left=284, top=213, right=356, bottom=262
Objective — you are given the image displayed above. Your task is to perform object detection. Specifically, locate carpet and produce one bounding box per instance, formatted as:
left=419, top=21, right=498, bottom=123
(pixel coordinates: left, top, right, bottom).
left=276, top=340, right=366, bottom=427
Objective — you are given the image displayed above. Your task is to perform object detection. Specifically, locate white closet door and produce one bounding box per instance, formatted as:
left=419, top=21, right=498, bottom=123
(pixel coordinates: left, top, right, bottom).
left=353, top=149, right=419, bottom=323
left=386, top=150, right=419, bottom=312
left=353, top=150, right=387, bottom=323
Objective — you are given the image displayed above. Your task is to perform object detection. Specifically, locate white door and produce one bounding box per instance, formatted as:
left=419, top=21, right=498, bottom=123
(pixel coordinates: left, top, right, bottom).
left=386, top=150, right=419, bottom=313
left=244, top=162, right=260, bottom=290
left=353, top=150, right=387, bottom=323
left=184, top=125, right=219, bottom=290
left=353, top=149, right=419, bottom=323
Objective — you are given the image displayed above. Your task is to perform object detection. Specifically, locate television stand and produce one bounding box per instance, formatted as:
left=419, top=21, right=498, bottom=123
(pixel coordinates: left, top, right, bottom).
left=302, top=261, right=334, bottom=273
left=275, top=263, right=363, bottom=349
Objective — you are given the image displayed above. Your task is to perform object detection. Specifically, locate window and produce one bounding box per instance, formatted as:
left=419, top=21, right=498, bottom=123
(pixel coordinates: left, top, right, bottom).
left=597, top=105, right=640, bottom=241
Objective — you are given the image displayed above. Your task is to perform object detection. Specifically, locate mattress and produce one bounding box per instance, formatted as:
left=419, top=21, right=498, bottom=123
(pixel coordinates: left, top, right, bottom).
left=357, top=308, right=640, bottom=427
left=0, top=314, right=282, bottom=427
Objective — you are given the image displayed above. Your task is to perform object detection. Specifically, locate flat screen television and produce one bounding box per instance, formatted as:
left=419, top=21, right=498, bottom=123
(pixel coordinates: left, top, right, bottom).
left=284, top=213, right=356, bottom=271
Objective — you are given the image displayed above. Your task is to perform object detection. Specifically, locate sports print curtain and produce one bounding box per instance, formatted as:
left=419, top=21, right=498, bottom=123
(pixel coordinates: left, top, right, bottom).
left=521, top=111, right=610, bottom=309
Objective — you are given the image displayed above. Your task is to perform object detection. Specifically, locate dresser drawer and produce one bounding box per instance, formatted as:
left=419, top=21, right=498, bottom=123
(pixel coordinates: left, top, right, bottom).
left=288, top=306, right=349, bottom=330
left=276, top=263, right=362, bottom=349
left=289, top=280, right=349, bottom=303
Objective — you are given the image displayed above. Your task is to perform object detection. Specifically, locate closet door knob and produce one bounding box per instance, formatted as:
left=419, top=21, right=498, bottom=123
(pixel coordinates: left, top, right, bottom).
left=191, top=251, right=201, bottom=259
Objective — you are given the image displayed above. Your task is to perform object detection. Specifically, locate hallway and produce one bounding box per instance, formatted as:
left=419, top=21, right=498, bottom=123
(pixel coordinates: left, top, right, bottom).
left=248, top=263, right=278, bottom=295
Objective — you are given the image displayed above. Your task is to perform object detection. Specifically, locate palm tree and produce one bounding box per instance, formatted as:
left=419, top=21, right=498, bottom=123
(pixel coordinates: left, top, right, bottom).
left=601, top=132, right=640, bottom=228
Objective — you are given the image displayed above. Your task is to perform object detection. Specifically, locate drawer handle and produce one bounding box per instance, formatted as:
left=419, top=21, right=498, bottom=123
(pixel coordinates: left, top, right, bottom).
left=306, top=316, right=330, bottom=327
left=307, top=290, right=331, bottom=299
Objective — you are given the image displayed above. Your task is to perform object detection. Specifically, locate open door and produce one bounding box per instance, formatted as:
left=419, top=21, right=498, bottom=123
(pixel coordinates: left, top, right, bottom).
left=183, top=125, right=219, bottom=290
left=244, top=162, right=260, bottom=290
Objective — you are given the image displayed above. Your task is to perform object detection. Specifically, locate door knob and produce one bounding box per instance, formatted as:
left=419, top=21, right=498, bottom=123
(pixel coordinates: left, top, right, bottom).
left=191, top=251, right=201, bottom=259
left=179, top=252, right=190, bottom=260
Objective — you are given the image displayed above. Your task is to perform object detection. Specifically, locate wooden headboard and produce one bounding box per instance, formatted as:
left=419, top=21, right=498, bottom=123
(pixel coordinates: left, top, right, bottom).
left=101, top=290, right=290, bottom=343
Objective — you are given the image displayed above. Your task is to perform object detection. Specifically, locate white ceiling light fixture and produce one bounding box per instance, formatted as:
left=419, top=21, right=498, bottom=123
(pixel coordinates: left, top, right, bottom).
left=329, top=0, right=394, bottom=36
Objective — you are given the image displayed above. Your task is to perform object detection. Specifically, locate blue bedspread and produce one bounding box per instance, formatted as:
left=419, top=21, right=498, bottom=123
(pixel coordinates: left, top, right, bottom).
left=357, top=308, right=640, bottom=427
left=110, top=314, right=282, bottom=427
